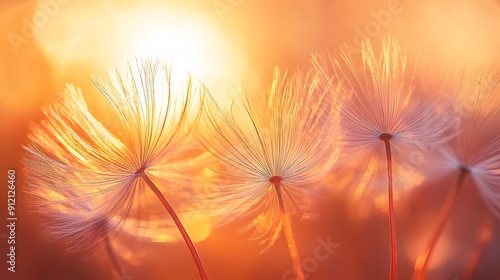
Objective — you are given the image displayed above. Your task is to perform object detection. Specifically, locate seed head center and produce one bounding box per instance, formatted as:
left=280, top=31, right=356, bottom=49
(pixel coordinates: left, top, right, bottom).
left=459, top=165, right=470, bottom=174
left=269, top=176, right=282, bottom=185
left=135, top=166, right=146, bottom=175
left=380, top=133, right=393, bottom=142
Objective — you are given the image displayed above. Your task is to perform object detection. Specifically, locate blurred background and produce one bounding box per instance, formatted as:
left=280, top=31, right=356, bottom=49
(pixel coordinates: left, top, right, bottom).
left=1, top=0, right=500, bottom=279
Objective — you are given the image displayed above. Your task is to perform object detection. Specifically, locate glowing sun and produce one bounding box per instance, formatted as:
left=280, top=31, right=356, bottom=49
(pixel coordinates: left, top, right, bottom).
left=116, top=8, right=246, bottom=91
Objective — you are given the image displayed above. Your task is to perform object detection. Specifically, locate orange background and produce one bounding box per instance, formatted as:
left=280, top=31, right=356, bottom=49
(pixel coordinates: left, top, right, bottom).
left=2, top=0, right=500, bottom=279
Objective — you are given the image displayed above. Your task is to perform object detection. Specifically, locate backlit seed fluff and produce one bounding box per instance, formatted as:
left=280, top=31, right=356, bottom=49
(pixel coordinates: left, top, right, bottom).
left=313, top=37, right=455, bottom=180
left=23, top=60, right=204, bottom=253
left=201, top=68, right=339, bottom=246
left=433, top=71, right=500, bottom=216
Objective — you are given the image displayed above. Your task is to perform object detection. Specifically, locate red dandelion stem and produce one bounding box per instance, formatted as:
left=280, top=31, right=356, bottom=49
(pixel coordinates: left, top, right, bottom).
left=270, top=175, right=305, bottom=280
left=412, top=167, right=468, bottom=280
left=138, top=169, right=208, bottom=280
left=381, top=133, right=397, bottom=280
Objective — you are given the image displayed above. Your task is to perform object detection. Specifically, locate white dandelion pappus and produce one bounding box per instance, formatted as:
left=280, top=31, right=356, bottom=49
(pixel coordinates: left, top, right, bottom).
left=23, top=60, right=208, bottom=280
left=412, top=70, right=500, bottom=280
left=315, top=38, right=451, bottom=161
left=313, top=36, right=455, bottom=280
left=202, top=68, right=338, bottom=280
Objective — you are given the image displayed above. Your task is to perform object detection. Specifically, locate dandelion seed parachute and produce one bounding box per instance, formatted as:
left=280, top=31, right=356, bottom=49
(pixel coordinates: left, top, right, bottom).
left=23, top=60, right=208, bottom=279
left=313, top=36, right=456, bottom=280
left=202, top=68, right=339, bottom=280
left=314, top=38, right=453, bottom=161
left=412, top=70, right=500, bottom=280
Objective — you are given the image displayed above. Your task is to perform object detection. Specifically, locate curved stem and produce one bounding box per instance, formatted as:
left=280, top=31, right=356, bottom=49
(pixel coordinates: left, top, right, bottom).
left=383, top=139, right=397, bottom=280
left=412, top=168, right=468, bottom=280
left=273, top=181, right=305, bottom=280
left=103, top=234, right=124, bottom=280
left=140, top=173, right=208, bottom=280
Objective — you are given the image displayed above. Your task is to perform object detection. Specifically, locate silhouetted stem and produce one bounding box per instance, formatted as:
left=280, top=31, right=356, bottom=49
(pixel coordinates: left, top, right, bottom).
left=412, top=168, right=468, bottom=280
left=103, top=234, right=124, bottom=280
left=381, top=135, right=397, bottom=280
left=273, top=180, right=305, bottom=280
left=140, top=173, right=208, bottom=280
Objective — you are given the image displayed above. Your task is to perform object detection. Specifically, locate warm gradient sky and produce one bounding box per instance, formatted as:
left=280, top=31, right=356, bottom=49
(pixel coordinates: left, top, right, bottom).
left=2, top=0, right=500, bottom=279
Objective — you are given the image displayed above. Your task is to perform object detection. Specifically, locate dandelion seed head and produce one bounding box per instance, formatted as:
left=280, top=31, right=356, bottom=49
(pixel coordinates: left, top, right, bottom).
left=23, top=59, right=204, bottom=253
left=314, top=36, right=452, bottom=197
left=202, top=67, right=339, bottom=246
left=315, top=36, right=454, bottom=160
left=428, top=69, right=500, bottom=217
left=430, top=71, right=499, bottom=169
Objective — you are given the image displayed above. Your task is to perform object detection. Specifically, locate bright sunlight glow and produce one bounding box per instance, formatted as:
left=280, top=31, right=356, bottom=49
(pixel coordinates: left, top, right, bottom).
left=116, top=8, right=246, bottom=95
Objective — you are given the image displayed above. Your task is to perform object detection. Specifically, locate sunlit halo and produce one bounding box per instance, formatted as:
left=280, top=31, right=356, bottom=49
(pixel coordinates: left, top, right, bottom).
left=32, top=2, right=246, bottom=98
left=116, top=8, right=246, bottom=96
left=134, top=26, right=201, bottom=75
